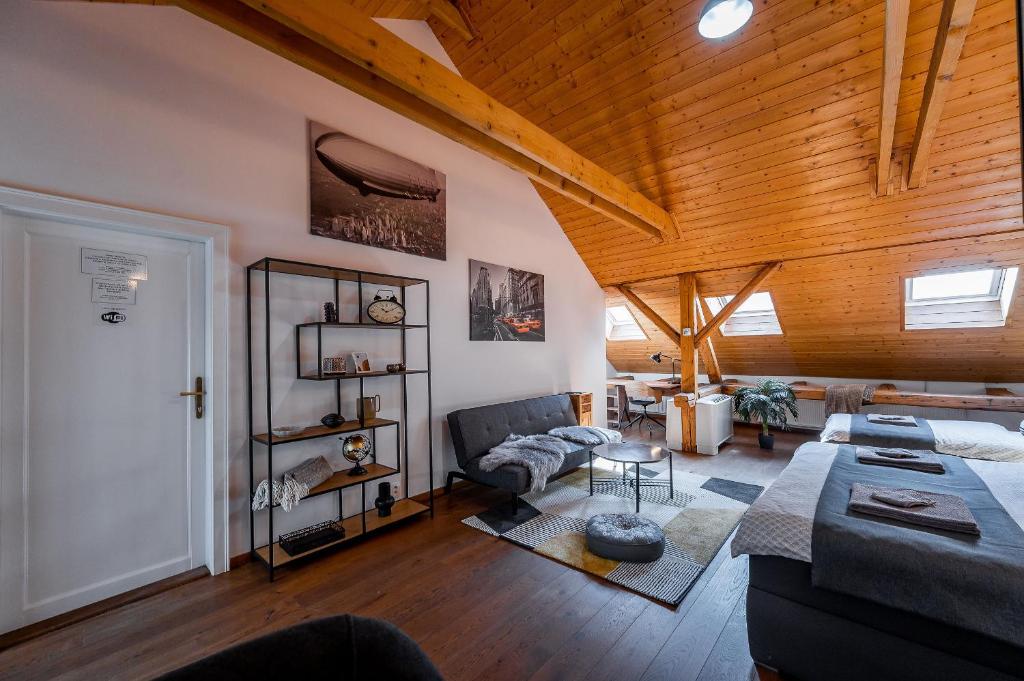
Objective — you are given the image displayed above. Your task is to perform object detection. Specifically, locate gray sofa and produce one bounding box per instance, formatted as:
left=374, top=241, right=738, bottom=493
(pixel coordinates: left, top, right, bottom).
left=445, top=394, right=591, bottom=508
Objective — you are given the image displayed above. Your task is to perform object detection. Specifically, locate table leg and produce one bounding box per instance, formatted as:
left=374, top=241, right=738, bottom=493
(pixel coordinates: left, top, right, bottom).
left=589, top=452, right=594, bottom=496
left=635, top=462, right=640, bottom=513
left=669, top=450, right=674, bottom=499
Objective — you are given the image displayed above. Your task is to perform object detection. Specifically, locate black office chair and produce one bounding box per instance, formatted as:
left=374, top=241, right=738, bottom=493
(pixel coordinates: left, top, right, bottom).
left=626, top=396, right=665, bottom=434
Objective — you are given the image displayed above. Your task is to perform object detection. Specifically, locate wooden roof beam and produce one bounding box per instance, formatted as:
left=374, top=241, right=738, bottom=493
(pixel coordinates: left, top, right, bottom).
left=907, top=0, right=979, bottom=189
left=694, top=262, right=782, bottom=345
left=422, top=0, right=474, bottom=42
left=227, top=0, right=676, bottom=240
left=615, top=286, right=680, bottom=345
left=694, top=292, right=722, bottom=384
left=876, top=0, right=911, bottom=196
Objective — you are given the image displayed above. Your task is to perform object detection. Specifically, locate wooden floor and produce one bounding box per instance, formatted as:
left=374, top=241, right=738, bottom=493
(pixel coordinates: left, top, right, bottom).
left=0, top=424, right=810, bottom=681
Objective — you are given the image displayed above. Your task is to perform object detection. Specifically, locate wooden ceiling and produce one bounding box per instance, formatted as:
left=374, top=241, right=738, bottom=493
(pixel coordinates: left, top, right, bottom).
left=420, top=0, right=1022, bottom=381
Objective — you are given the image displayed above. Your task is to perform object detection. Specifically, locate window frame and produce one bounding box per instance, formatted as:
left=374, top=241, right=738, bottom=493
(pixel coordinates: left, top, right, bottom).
left=906, top=268, right=1005, bottom=306
left=605, top=305, right=648, bottom=341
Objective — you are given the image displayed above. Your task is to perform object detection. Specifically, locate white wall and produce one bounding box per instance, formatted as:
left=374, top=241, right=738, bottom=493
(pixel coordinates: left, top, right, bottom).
left=0, top=3, right=607, bottom=556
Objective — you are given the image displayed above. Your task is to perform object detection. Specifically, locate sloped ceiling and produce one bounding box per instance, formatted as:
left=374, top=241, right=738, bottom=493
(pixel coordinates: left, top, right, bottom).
left=425, top=0, right=1024, bottom=381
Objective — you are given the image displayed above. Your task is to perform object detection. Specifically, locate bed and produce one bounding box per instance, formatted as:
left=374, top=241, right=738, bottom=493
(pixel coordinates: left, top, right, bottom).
left=820, top=413, right=1024, bottom=462
left=732, top=442, right=1024, bottom=681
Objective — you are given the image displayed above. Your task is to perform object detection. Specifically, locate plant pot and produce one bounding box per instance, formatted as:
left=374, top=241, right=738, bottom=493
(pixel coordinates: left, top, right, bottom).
left=758, top=432, right=774, bottom=450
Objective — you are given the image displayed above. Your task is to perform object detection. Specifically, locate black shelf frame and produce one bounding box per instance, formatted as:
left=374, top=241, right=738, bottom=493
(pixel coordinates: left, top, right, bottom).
left=245, top=257, right=434, bottom=581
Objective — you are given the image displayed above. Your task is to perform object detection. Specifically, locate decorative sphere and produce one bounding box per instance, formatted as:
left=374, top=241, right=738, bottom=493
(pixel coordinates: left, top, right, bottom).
left=341, top=434, right=372, bottom=464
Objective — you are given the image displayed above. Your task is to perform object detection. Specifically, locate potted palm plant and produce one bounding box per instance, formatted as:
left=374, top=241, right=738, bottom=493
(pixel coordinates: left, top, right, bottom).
left=733, top=379, right=799, bottom=450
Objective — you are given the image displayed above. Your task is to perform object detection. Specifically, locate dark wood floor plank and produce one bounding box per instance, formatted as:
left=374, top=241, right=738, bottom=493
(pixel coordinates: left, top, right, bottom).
left=695, top=593, right=753, bottom=681
left=639, top=555, right=751, bottom=681
left=0, top=424, right=810, bottom=681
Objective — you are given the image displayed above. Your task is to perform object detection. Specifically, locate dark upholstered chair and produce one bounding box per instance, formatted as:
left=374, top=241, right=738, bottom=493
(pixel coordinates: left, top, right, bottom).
left=154, top=614, right=443, bottom=681
left=446, top=394, right=592, bottom=509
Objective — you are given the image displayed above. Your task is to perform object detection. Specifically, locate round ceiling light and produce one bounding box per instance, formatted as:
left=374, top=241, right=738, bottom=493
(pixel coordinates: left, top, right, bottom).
left=698, top=0, right=754, bottom=39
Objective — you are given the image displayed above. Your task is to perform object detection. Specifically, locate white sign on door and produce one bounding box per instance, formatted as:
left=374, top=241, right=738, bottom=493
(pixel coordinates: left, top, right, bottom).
left=91, top=277, right=137, bottom=304
left=82, top=248, right=148, bottom=280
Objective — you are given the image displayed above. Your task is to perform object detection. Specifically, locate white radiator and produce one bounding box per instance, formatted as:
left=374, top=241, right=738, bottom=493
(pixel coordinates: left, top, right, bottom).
left=697, top=394, right=734, bottom=455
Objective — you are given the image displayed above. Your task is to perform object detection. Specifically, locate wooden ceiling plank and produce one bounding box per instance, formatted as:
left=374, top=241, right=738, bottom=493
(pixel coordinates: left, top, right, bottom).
left=877, top=0, right=912, bottom=195
left=694, top=263, right=783, bottom=345
left=908, top=0, right=981, bottom=188
left=233, top=0, right=678, bottom=239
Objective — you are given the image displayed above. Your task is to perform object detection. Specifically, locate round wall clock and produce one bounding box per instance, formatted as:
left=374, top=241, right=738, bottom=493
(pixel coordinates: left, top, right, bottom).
left=367, top=289, right=406, bottom=324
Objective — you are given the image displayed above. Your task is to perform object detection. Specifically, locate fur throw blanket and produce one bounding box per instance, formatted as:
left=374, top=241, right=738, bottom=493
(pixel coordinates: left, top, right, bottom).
left=477, top=434, right=576, bottom=493
left=548, top=425, right=622, bottom=446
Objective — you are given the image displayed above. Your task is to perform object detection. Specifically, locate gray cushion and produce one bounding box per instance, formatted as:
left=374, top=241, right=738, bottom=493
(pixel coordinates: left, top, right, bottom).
left=586, top=513, right=665, bottom=563
left=447, top=394, right=578, bottom=468
left=462, top=447, right=590, bottom=494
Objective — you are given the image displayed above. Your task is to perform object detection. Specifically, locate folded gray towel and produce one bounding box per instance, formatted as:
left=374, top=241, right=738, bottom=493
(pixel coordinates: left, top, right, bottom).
left=855, top=446, right=944, bottom=474
left=866, top=414, right=918, bottom=427
left=869, top=489, right=935, bottom=508
left=849, top=483, right=980, bottom=535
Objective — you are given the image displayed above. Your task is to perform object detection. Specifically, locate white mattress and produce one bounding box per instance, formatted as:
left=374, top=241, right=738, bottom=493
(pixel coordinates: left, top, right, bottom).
left=820, top=414, right=1024, bottom=463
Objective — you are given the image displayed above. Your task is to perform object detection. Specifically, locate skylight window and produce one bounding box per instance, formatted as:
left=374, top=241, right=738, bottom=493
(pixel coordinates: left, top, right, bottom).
left=904, top=267, right=1019, bottom=330
left=605, top=305, right=647, bottom=341
left=704, top=292, right=782, bottom=336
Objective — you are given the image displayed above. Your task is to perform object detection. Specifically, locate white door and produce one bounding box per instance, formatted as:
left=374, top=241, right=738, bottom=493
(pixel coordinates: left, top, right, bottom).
left=0, top=212, right=207, bottom=633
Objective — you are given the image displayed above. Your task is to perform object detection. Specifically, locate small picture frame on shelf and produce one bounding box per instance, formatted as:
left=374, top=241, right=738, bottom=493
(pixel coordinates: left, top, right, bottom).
left=322, top=356, right=347, bottom=374
left=350, top=352, right=371, bottom=374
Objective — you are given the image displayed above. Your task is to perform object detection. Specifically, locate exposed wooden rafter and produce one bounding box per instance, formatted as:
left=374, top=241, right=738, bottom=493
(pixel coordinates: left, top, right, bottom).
left=70, top=0, right=675, bottom=240
left=677, top=273, right=699, bottom=393
left=876, top=0, right=911, bottom=196
left=615, top=285, right=680, bottom=345
left=694, top=262, right=782, bottom=345
left=615, top=284, right=721, bottom=384
left=421, top=0, right=474, bottom=41
left=908, top=0, right=979, bottom=188
left=694, top=293, right=722, bottom=384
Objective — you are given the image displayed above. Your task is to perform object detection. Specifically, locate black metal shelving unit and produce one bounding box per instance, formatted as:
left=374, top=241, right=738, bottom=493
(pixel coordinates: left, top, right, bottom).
left=245, top=257, right=433, bottom=581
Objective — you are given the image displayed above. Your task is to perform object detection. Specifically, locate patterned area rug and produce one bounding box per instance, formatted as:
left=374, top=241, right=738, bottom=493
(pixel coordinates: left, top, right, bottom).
left=462, top=462, right=763, bottom=606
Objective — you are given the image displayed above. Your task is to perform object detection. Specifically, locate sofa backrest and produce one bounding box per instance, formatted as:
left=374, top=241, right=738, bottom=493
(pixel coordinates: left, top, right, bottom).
left=446, top=394, right=578, bottom=468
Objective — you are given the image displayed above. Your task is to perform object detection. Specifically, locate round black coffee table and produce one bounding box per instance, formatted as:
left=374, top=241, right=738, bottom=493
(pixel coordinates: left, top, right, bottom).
left=589, top=442, right=673, bottom=513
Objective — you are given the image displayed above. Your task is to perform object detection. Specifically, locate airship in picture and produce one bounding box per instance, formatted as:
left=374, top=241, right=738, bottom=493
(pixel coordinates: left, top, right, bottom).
left=309, top=120, right=446, bottom=261
left=314, top=132, right=443, bottom=203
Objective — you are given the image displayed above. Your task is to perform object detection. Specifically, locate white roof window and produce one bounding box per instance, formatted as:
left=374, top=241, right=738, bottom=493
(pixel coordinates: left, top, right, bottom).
left=605, top=305, right=647, bottom=341
left=904, top=267, right=1018, bottom=330
left=704, top=291, right=782, bottom=336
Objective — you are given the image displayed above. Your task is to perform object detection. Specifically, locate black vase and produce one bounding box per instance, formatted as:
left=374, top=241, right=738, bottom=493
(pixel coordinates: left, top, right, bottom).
left=374, top=482, right=395, bottom=517
left=758, top=432, right=775, bottom=450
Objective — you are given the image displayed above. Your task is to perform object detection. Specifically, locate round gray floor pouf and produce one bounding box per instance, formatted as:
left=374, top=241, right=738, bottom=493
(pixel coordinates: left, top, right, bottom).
left=585, top=513, right=665, bottom=563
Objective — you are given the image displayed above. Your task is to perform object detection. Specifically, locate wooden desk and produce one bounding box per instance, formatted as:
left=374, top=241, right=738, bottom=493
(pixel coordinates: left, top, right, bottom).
left=606, top=378, right=681, bottom=404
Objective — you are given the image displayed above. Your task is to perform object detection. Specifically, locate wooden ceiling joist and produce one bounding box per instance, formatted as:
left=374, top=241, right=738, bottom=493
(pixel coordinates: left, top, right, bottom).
left=694, top=295, right=723, bottom=384
left=908, top=0, right=980, bottom=188
left=876, top=0, right=911, bottom=196
left=694, top=262, right=782, bottom=345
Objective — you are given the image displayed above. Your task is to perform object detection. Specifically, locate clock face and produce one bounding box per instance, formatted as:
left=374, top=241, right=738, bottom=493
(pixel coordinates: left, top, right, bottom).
left=367, top=299, right=405, bottom=324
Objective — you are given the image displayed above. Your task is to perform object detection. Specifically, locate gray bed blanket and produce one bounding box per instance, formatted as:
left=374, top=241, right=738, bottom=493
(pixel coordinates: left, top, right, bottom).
left=548, top=425, right=622, bottom=446
left=811, top=445, right=1024, bottom=647
left=849, top=414, right=935, bottom=449
left=477, top=434, right=576, bottom=492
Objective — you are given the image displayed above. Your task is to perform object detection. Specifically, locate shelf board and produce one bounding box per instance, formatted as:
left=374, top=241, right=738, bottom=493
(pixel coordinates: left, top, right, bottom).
left=253, top=417, right=398, bottom=445
left=270, top=463, right=397, bottom=506
left=298, top=369, right=428, bottom=381
left=297, top=322, right=427, bottom=329
left=254, top=499, right=429, bottom=566
left=247, top=257, right=426, bottom=288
